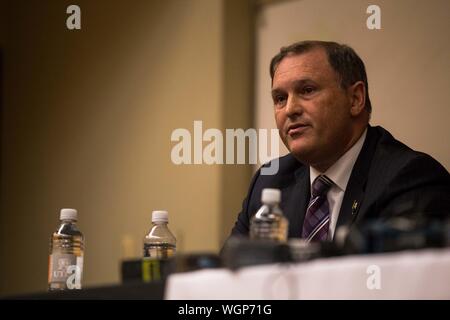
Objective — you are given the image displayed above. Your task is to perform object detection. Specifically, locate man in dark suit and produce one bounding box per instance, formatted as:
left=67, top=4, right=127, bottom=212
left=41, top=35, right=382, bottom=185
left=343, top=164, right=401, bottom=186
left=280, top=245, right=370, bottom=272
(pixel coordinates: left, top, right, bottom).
left=230, top=40, right=450, bottom=241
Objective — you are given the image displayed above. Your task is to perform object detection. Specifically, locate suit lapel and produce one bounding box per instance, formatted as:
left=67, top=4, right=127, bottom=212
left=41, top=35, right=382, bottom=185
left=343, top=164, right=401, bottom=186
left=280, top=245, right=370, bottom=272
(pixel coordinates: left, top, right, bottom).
left=285, top=165, right=310, bottom=237
left=336, top=125, right=379, bottom=230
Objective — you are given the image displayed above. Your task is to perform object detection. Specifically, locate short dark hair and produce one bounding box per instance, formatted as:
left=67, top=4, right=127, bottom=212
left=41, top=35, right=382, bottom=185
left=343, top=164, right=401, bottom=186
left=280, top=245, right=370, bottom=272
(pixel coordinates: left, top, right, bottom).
left=270, top=40, right=372, bottom=113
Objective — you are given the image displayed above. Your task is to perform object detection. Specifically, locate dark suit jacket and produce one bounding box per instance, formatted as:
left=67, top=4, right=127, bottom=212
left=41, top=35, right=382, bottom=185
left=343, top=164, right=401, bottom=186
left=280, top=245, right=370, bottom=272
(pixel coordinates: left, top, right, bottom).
left=231, top=125, right=450, bottom=239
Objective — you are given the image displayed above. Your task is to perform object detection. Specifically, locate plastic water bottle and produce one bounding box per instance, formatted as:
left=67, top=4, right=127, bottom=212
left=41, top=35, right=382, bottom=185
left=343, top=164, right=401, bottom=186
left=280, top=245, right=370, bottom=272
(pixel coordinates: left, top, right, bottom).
left=143, top=210, right=176, bottom=259
left=48, top=208, right=84, bottom=291
left=249, top=188, right=288, bottom=242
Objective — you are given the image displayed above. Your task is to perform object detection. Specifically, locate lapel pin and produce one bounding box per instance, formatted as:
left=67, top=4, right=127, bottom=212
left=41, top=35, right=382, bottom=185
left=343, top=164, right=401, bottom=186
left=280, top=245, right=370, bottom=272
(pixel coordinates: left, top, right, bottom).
left=351, top=200, right=358, bottom=215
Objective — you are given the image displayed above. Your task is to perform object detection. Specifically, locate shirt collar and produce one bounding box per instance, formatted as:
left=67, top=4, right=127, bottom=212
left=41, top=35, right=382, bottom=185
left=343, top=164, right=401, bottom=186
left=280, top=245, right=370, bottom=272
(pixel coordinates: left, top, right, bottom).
left=310, top=128, right=367, bottom=192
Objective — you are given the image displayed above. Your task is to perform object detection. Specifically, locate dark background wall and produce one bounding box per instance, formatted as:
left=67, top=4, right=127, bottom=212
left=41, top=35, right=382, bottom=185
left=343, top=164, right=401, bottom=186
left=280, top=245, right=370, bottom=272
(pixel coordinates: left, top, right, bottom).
left=0, top=0, right=253, bottom=296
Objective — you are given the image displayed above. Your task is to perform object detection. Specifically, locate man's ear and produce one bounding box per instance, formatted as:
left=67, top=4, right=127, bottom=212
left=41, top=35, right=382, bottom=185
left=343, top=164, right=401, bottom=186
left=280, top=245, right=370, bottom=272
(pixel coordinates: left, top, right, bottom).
left=348, top=81, right=366, bottom=116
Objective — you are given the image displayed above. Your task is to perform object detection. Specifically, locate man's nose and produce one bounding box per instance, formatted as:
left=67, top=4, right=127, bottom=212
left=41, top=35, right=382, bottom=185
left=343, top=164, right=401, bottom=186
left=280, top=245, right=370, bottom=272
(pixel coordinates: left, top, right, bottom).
left=285, top=94, right=302, bottom=117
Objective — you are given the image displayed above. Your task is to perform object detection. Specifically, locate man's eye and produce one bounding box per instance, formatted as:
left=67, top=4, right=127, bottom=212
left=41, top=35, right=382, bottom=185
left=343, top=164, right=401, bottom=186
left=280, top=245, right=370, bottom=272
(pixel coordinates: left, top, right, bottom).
left=274, top=95, right=286, bottom=104
left=302, top=86, right=316, bottom=95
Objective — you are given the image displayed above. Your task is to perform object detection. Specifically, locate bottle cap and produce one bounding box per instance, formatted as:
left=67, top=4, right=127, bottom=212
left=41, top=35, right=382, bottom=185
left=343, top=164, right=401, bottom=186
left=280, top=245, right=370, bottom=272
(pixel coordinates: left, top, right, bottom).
left=60, top=208, right=78, bottom=221
left=261, top=188, right=281, bottom=204
left=152, top=210, right=169, bottom=223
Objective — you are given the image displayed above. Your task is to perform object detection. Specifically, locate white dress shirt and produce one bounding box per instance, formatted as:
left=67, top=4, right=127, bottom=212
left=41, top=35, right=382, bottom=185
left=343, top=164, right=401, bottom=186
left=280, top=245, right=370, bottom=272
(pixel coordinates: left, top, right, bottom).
left=309, top=129, right=367, bottom=239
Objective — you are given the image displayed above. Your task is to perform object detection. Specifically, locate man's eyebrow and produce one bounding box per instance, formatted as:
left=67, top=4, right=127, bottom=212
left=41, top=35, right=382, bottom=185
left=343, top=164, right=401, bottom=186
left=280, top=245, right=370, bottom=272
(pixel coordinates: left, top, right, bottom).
left=271, top=78, right=316, bottom=94
left=271, top=88, right=284, bottom=96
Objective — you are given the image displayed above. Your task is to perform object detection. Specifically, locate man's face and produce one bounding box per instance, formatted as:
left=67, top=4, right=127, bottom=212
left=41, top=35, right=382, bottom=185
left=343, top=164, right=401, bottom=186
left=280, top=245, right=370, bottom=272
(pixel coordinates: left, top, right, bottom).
left=272, top=48, right=355, bottom=170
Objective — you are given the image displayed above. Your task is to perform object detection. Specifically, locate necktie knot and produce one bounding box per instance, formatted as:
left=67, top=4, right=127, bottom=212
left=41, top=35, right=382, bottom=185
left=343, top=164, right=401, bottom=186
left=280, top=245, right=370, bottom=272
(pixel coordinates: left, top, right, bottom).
left=311, top=175, right=333, bottom=197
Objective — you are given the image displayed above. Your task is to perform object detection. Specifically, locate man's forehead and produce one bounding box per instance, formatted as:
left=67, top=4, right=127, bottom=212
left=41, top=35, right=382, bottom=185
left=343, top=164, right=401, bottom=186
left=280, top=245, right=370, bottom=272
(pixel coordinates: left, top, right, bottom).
left=273, top=48, right=332, bottom=82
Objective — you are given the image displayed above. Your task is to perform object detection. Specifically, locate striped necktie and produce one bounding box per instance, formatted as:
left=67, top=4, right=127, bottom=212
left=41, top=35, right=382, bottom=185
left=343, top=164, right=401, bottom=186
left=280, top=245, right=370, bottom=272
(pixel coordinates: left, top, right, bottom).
left=302, top=175, right=333, bottom=242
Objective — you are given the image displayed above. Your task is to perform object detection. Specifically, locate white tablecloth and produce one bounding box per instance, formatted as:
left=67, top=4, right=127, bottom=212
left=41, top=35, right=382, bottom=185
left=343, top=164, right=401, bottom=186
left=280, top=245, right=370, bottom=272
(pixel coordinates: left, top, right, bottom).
left=166, top=248, right=450, bottom=299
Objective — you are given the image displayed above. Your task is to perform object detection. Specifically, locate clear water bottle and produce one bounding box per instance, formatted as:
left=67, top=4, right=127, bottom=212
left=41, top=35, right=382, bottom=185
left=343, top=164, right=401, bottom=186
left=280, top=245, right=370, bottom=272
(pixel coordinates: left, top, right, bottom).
left=250, top=188, right=288, bottom=242
left=143, top=210, right=176, bottom=259
left=48, top=208, right=84, bottom=291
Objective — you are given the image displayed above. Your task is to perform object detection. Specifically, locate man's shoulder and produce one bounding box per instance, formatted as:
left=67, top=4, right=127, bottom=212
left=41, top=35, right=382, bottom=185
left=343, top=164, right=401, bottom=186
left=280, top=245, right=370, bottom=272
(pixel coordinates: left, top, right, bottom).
left=247, top=153, right=305, bottom=193
left=364, top=126, right=450, bottom=196
left=260, top=153, right=305, bottom=177
left=362, top=126, right=450, bottom=219
left=370, top=125, right=448, bottom=175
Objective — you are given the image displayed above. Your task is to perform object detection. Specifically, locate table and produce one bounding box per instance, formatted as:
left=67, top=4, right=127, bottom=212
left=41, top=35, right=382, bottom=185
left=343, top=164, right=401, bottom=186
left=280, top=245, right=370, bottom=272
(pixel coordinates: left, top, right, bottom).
left=166, top=248, right=450, bottom=299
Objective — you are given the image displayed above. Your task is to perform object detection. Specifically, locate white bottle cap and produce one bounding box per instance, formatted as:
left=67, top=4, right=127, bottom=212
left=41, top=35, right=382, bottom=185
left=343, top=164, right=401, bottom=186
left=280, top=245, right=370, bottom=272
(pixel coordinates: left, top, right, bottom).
left=152, top=210, right=169, bottom=223
left=60, top=208, right=78, bottom=221
left=261, top=188, right=281, bottom=204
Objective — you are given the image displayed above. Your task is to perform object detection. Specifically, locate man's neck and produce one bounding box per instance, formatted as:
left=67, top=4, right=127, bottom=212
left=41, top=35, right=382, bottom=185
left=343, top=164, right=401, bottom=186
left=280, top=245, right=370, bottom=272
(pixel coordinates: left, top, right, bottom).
left=310, top=128, right=368, bottom=192
left=311, top=126, right=368, bottom=173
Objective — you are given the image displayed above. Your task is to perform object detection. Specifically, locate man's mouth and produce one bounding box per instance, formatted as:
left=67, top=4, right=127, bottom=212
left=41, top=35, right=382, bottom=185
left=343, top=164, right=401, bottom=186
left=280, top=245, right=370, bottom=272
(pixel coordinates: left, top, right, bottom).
left=287, top=123, right=310, bottom=136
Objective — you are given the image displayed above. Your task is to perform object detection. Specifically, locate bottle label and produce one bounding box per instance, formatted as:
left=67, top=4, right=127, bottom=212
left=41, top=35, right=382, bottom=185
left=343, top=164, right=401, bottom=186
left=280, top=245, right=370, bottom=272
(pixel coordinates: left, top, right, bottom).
left=48, top=254, right=83, bottom=289
left=143, top=243, right=176, bottom=259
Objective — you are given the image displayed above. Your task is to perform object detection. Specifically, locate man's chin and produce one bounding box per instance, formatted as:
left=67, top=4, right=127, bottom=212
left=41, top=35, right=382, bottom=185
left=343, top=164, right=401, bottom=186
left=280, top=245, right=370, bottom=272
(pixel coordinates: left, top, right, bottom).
left=287, top=143, right=314, bottom=163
